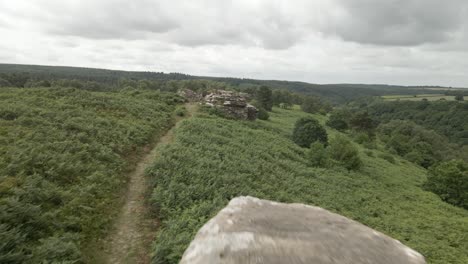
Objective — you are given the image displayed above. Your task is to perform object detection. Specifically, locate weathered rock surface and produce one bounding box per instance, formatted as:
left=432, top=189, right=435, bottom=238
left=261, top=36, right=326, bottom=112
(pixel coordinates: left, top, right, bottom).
left=180, top=196, right=426, bottom=264
left=178, top=89, right=202, bottom=102
left=204, top=90, right=257, bottom=120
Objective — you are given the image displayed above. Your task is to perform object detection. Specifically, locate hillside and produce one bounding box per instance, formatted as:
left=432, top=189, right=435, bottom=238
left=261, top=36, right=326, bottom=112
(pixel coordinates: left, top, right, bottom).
left=146, top=107, right=468, bottom=264
left=0, top=87, right=182, bottom=263
left=0, top=63, right=457, bottom=103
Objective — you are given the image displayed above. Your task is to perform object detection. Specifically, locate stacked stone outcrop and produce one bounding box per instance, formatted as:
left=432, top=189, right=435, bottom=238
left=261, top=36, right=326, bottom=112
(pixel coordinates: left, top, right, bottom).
left=204, top=90, right=257, bottom=120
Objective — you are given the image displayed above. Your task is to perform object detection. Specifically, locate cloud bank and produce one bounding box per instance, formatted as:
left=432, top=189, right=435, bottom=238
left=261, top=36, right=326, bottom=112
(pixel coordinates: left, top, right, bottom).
left=0, top=0, right=467, bottom=86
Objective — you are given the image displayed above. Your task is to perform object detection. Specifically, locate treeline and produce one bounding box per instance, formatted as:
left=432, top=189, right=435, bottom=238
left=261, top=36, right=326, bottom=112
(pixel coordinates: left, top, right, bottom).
left=0, top=69, right=332, bottom=121
left=0, top=64, right=191, bottom=85
left=1, top=63, right=458, bottom=104
left=326, top=105, right=467, bottom=168
left=0, top=88, right=182, bottom=263
left=364, top=100, right=468, bottom=146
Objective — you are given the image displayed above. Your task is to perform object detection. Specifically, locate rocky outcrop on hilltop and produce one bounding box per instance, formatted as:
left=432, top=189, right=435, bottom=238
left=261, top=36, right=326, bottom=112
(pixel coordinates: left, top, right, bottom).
left=204, top=90, right=257, bottom=120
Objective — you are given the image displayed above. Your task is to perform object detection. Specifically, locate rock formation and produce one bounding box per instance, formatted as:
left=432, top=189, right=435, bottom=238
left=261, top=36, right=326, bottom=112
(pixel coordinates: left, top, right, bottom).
left=180, top=196, right=426, bottom=264
left=178, top=89, right=203, bottom=102
left=204, top=90, right=257, bottom=120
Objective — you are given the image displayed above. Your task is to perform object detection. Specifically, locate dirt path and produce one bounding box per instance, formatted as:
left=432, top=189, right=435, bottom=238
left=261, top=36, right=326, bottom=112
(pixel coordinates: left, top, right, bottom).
left=102, top=103, right=196, bottom=264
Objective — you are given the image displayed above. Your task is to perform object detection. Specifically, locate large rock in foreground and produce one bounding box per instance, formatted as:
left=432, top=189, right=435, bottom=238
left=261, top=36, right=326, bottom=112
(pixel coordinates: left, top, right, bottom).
left=181, top=196, right=425, bottom=264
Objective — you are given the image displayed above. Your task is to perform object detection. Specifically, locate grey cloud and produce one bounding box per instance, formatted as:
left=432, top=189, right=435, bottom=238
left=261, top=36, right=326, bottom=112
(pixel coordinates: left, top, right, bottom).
left=24, top=0, right=179, bottom=39
left=0, top=18, right=8, bottom=28
left=1, top=0, right=468, bottom=87
left=164, top=1, right=304, bottom=50
left=26, top=0, right=305, bottom=49
left=320, top=0, right=468, bottom=46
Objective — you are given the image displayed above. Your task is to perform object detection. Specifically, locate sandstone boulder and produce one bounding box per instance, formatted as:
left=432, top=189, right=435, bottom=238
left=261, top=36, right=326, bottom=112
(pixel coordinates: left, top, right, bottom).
left=204, top=90, right=257, bottom=120
left=181, top=196, right=426, bottom=264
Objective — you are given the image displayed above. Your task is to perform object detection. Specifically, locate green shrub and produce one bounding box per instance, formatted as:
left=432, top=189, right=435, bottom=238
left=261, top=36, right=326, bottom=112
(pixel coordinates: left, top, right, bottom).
left=200, top=105, right=228, bottom=119
left=307, top=142, right=329, bottom=167
left=364, top=150, right=374, bottom=157
left=31, top=234, right=81, bottom=263
left=327, top=135, right=362, bottom=170
left=424, top=160, right=468, bottom=209
left=353, top=132, right=371, bottom=144
left=257, top=108, right=270, bottom=120
left=292, top=117, right=328, bottom=148
left=379, top=153, right=396, bottom=164
left=175, top=106, right=188, bottom=117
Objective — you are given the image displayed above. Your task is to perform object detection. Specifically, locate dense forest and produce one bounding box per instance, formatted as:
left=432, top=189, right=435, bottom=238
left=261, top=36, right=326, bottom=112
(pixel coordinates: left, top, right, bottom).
left=364, top=100, right=468, bottom=146
left=0, top=64, right=467, bottom=264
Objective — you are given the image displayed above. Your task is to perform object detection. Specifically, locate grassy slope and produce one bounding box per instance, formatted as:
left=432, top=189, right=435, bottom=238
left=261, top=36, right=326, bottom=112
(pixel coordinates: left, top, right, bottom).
left=0, top=87, right=180, bottom=263
left=147, top=107, right=468, bottom=264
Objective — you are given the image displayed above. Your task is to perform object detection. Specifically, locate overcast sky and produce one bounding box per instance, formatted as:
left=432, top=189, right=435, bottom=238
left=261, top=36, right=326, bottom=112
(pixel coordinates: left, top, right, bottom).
left=1, top=0, right=468, bottom=86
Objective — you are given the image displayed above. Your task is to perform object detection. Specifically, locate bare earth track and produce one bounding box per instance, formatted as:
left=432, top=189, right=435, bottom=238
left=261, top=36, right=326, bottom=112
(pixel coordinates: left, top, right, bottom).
left=101, top=103, right=196, bottom=264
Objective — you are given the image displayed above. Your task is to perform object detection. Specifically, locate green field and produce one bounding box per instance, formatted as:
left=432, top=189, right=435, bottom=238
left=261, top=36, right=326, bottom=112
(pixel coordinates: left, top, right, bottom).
left=146, top=107, right=468, bottom=264
left=0, top=87, right=181, bottom=263
left=382, top=94, right=456, bottom=101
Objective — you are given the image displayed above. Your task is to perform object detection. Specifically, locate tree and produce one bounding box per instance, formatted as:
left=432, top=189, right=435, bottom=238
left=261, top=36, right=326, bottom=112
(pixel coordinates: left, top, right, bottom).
left=327, top=135, right=362, bottom=170
left=1, top=73, right=30, bottom=87
left=256, top=86, right=273, bottom=111
left=326, top=110, right=348, bottom=131
left=292, top=117, right=328, bottom=148
left=0, top=77, right=12, bottom=87
left=377, top=120, right=448, bottom=168
left=301, top=96, right=321, bottom=114
left=349, top=111, right=376, bottom=135
left=455, top=94, right=464, bottom=101
left=424, top=160, right=468, bottom=209
left=307, top=142, right=328, bottom=167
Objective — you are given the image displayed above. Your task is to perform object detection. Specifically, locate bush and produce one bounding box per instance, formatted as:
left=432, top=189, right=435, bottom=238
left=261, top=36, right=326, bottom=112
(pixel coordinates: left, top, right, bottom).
left=353, top=132, right=371, bottom=144
left=200, top=105, right=228, bottom=119
left=379, top=153, right=396, bottom=164
left=307, top=142, right=328, bottom=167
left=257, top=108, right=270, bottom=120
left=424, top=160, right=468, bottom=209
left=327, top=135, right=362, bottom=170
left=292, top=117, right=328, bottom=148
left=175, top=106, right=187, bottom=117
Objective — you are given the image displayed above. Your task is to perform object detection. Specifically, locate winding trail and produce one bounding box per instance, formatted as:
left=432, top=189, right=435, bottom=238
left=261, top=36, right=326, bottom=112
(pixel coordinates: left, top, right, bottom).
left=102, top=103, right=196, bottom=264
